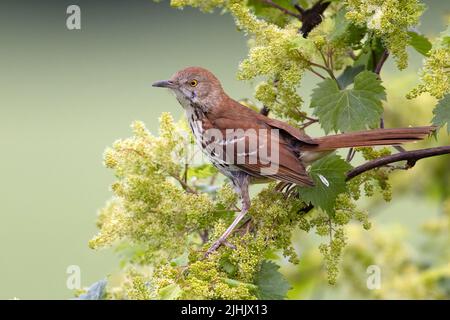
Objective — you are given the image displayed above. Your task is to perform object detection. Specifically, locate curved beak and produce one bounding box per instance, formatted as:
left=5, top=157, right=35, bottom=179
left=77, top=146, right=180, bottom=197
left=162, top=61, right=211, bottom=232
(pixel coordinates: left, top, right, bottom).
left=152, top=80, right=175, bottom=88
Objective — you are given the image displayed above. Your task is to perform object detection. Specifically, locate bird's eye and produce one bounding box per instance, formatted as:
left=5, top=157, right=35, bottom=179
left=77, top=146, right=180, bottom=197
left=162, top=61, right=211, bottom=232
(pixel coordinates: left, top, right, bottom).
left=189, top=79, right=198, bottom=87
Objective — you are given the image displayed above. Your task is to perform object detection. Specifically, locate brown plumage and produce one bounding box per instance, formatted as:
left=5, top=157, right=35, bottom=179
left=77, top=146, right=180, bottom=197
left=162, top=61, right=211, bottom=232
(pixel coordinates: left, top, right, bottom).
left=153, top=66, right=434, bottom=255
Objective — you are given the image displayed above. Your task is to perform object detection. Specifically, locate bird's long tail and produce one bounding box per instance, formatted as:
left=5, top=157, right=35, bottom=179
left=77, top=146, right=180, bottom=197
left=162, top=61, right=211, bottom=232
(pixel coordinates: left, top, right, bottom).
left=304, top=126, right=435, bottom=151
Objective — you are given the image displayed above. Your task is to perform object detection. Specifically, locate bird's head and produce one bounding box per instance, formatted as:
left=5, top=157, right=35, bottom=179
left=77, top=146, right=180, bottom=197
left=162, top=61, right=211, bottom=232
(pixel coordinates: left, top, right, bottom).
left=152, top=67, right=225, bottom=111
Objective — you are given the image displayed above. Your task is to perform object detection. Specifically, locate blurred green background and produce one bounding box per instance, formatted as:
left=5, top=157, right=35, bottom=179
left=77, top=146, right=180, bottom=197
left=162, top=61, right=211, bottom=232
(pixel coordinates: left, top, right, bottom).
left=0, top=0, right=448, bottom=299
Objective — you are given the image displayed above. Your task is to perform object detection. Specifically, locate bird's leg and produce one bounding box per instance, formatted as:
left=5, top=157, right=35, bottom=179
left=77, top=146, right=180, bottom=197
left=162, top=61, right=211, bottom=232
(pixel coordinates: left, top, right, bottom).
left=205, top=201, right=249, bottom=256
left=205, top=174, right=250, bottom=257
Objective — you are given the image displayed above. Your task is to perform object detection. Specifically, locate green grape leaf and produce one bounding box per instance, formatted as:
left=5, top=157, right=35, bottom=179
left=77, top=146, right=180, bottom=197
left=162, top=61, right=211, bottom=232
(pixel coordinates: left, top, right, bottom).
left=408, top=31, right=432, bottom=56
left=187, top=164, right=218, bottom=179
left=432, top=94, right=450, bottom=134
left=170, top=251, right=189, bottom=267
left=220, top=257, right=238, bottom=276
left=247, top=0, right=297, bottom=27
left=298, top=154, right=352, bottom=215
left=159, top=283, right=182, bottom=300
left=337, top=64, right=365, bottom=89
left=443, top=36, right=450, bottom=47
left=310, top=71, right=386, bottom=133
left=328, top=9, right=349, bottom=42
left=329, top=8, right=366, bottom=46
left=254, top=261, right=291, bottom=300
left=345, top=23, right=367, bottom=48
left=75, top=279, right=107, bottom=300
left=224, top=278, right=257, bottom=289
left=439, top=24, right=450, bottom=48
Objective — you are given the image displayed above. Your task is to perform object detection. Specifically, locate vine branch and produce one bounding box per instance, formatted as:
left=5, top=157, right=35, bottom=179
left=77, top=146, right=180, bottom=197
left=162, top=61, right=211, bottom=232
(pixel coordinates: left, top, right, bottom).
left=171, top=174, right=198, bottom=194
left=346, top=146, right=450, bottom=180
left=374, top=50, right=389, bottom=76
left=296, top=145, right=450, bottom=216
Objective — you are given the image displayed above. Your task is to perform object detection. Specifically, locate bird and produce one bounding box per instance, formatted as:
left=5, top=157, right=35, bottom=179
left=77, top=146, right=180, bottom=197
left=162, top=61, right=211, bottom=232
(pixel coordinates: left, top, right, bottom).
left=152, top=66, right=434, bottom=256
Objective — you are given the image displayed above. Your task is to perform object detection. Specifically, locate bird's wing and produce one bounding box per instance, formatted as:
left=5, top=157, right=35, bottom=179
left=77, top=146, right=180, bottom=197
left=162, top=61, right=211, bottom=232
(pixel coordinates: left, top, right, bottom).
left=211, top=97, right=318, bottom=145
left=203, top=117, right=314, bottom=186
left=259, top=115, right=318, bottom=146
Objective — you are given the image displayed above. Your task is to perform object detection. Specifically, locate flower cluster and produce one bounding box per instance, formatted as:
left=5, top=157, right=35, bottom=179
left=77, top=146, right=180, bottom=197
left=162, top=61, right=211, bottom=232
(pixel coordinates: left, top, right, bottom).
left=356, top=147, right=393, bottom=202
left=228, top=2, right=313, bottom=121
left=346, top=0, right=425, bottom=69
left=170, top=0, right=314, bottom=121
left=341, top=212, right=450, bottom=299
left=89, top=114, right=217, bottom=264
left=297, top=192, right=371, bottom=284
left=408, top=26, right=450, bottom=99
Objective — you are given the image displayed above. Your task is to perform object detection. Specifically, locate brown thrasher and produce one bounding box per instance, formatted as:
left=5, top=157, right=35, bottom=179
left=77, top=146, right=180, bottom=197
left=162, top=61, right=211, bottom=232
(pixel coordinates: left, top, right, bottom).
left=153, top=66, right=433, bottom=256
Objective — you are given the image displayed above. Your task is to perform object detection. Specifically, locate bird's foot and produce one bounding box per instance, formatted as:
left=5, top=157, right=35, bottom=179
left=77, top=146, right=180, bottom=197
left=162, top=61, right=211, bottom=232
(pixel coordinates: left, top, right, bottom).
left=204, top=219, right=252, bottom=257
left=204, top=189, right=250, bottom=258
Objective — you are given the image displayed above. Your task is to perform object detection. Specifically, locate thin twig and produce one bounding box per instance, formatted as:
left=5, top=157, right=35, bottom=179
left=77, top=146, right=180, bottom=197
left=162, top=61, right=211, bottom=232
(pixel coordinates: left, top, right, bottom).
left=300, top=118, right=319, bottom=129
left=327, top=48, right=334, bottom=70
left=171, top=174, right=197, bottom=194
left=394, top=145, right=407, bottom=153
left=257, top=0, right=302, bottom=19
left=308, top=61, right=329, bottom=71
left=305, top=116, right=319, bottom=122
left=308, top=59, right=338, bottom=84
left=183, top=163, right=188, bottom=184
left=374, top=50, right=389, bottom=128
left=329, top=48, right=334, bottom=70
left=307, top=67, right=326, bottom=79
left=319, top=49, right=329, bottom=68
left=316, top=49, right=339, bottom=85
left=346, top=147, right=356, bottom=162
